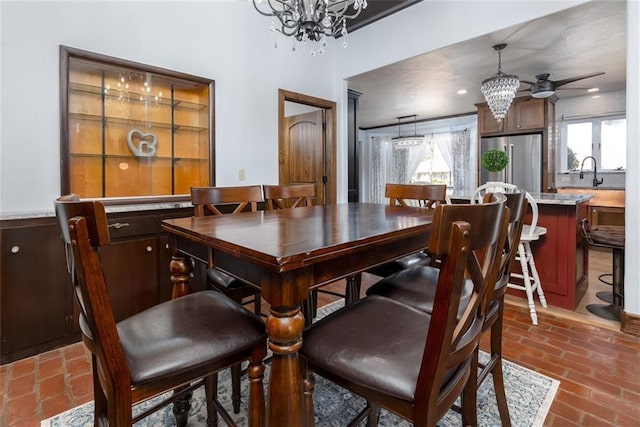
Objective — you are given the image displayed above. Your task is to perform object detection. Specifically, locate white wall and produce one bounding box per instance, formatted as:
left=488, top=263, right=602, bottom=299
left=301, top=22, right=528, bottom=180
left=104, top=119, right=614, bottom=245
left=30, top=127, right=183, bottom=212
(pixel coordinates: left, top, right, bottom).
left=0, top=1, right=337, bottom=214
left=625, top=0, right=639, bottom=318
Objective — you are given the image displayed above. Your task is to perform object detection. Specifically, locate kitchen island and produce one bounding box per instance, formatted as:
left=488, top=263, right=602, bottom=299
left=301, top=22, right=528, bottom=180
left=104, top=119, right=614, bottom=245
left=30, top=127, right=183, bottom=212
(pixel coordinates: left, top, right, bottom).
left=518, top=193, right=592, bottom=310
left=452, top=192, right=592, bottom=310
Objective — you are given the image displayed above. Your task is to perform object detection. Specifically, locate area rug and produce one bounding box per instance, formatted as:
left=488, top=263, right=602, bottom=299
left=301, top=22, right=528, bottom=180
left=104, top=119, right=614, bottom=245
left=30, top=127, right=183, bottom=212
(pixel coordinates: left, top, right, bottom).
left=41, top=301, right=559, bottom=427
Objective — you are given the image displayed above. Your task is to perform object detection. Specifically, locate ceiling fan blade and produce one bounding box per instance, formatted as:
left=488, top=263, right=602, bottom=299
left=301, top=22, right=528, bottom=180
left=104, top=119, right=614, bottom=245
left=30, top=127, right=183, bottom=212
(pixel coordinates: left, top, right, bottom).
left=519, top=79, right=536, bottom=85
left=553, top=72, right=605, bottom=88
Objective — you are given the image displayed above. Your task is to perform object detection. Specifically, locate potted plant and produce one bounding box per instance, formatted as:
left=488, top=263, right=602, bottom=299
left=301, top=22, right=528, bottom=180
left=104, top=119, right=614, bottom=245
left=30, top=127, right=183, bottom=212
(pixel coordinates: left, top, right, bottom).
left=481, top=149, right=509, bottom=172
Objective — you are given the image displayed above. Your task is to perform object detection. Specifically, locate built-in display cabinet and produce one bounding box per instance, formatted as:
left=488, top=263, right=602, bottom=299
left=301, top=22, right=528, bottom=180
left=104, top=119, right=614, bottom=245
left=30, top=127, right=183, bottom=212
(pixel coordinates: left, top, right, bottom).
left=60, top=46, right=214, bottom=197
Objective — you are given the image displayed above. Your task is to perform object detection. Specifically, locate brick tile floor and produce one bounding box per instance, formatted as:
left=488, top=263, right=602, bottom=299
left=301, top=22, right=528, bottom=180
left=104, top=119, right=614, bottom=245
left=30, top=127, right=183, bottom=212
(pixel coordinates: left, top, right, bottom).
left=1, top=277, right=639, bottom=426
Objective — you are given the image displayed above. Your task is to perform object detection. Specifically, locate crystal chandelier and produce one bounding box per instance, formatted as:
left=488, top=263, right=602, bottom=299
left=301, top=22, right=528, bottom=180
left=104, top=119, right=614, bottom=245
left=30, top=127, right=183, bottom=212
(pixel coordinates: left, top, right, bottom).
left=253, top=0, right=367, bottom=54
left=481, top=44, right=520, bottom=121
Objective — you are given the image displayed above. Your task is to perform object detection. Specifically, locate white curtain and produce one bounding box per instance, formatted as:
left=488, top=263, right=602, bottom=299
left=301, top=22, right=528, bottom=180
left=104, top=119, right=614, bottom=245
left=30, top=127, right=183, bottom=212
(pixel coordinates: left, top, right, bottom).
left=432, top=129, right=473, bottom=193
left=360, top=136, right=427, bottom=203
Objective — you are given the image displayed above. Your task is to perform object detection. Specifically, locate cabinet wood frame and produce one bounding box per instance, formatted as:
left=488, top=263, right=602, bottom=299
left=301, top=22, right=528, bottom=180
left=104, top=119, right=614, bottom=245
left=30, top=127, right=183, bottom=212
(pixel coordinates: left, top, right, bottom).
left=59, top=45, right=215, bottom=199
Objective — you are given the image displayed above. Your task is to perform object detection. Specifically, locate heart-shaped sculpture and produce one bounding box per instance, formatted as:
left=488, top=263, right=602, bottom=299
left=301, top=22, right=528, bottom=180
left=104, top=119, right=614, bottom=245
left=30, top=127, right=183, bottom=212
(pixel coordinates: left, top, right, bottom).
left=127, top=129, right=158, bottom=157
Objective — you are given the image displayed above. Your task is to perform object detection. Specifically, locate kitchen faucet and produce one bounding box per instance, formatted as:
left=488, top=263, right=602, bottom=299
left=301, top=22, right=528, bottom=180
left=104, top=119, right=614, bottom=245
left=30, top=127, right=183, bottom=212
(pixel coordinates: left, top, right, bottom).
left=579, top=156, right=604, bottom=187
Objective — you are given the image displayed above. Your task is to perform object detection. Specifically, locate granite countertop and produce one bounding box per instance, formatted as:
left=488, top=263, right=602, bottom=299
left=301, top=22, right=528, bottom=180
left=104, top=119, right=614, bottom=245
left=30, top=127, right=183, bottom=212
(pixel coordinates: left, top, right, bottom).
left=0, top=201, right=194, bottom=221
left=450, top=192, right=592, bottom=206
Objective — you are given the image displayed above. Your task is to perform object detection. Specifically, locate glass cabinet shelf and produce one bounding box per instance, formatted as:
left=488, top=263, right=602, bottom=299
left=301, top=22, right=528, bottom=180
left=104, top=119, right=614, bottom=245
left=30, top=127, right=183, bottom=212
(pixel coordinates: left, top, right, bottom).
left=61, top=46, right=215, bottom=199
left=69, top=82, right=208, bottom=111
left=69, top=112, right=209, bottom=133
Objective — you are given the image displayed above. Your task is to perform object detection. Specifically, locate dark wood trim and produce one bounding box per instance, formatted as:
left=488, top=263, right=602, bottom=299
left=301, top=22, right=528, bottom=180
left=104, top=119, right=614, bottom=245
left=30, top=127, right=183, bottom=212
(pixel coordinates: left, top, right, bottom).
left=359, top=111, right=477, bottom=131
left=621, top=310, right=640, bottom=337
left=278, top=89, right=337, bottom=205
left=345, top=0, right=424, bottom=34
left=59, top=45, right=216, bottom=199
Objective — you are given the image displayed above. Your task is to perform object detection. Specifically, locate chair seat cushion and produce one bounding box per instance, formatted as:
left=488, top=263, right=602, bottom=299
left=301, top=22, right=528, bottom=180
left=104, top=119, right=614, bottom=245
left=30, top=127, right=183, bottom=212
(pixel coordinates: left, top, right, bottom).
left=117, top=291, right=266, bottom=386
left=521, top=225, right=547, bottom=241
left=301, top=295, right=431, bottom=401
left=366, top=266, right=473, bottom=319
left=591, top=226, right=625, bottom=247
left=366, top=252, right=432, bottom=278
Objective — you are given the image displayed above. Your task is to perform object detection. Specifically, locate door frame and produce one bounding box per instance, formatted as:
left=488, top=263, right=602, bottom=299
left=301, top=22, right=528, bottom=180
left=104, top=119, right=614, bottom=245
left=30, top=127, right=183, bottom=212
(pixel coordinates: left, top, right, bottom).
left=278, top=89, right=336, bottom=205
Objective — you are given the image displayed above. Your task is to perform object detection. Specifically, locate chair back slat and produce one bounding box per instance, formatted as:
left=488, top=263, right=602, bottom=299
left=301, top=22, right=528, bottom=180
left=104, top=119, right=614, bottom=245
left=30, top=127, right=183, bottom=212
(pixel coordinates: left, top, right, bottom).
left=473, top=181, right=539, bottom=237
left=385, top=183, right=447, bottom=208
left=415, top=194, right=507, bottom=418
left=55, top=198, right=131, bottom=403
left=264, top=184, right=316, bottom=210
left=191, top=186, right=263, bottom=216
left=490, top=192, right=528, bottom=302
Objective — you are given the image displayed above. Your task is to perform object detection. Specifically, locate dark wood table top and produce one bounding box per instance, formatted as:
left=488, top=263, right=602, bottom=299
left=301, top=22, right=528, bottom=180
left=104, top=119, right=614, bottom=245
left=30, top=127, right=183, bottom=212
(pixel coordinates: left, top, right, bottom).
left=162, top=202, right=434, bottom=274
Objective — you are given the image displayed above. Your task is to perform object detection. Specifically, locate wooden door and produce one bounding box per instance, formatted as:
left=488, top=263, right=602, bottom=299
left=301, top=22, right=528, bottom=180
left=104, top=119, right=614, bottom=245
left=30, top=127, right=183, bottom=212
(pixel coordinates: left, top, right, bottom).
left=281, top=110, right=327, bottom=205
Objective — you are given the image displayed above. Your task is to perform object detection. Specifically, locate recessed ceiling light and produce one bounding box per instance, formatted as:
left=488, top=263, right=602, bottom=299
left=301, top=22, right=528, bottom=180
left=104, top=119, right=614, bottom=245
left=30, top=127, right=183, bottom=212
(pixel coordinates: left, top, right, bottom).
left=587, top=87, right=600, bottom=93
left=456, top=89, right=467, bottom=95
left=591, top=95, right=602, bottom=99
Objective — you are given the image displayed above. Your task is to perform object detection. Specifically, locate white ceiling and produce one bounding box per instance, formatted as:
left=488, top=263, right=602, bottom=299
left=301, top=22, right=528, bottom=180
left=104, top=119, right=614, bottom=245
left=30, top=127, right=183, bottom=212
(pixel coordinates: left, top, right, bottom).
left=347, top=1, right=627, bottom=129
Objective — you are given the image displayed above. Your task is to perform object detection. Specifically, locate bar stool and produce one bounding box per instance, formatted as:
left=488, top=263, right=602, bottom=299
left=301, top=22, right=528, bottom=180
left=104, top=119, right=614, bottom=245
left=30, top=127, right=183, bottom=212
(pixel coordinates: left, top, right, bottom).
left=473, top=182, right=548, bottom=325
left=580, top=219, right=625, bottom=321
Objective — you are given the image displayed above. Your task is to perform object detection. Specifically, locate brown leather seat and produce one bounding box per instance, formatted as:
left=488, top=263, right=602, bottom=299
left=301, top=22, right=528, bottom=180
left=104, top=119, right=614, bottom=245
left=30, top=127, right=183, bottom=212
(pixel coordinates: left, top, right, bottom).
left=263, top=183, right=361, bottom=324
left=366, top=191, right=526, bottom=426
left=581, top=219, right=625, bottom=320
left=301, top=194, right=507, bottom=426
left=55, top=196, right=267, bottom=426
left=367, top=183, right=448, bottom=278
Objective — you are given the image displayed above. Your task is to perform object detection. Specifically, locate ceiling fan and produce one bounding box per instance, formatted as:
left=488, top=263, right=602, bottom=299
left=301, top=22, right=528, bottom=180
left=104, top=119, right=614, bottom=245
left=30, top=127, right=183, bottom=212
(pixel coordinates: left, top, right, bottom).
left=520, top=72, right=605, bottom=98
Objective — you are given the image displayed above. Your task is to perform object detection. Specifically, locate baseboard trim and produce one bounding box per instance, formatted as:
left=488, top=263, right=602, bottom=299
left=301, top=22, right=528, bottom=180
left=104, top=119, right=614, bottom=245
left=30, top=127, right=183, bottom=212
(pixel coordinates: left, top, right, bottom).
left=621, top=310, right=640, bottom=337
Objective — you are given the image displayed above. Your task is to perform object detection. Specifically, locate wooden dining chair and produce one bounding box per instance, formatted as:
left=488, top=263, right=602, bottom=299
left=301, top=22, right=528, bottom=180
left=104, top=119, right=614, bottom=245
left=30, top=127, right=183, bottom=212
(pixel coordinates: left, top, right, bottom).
left=191, top=185, right=264, bottom=314
left=473, top=182, right=548, bottom=324
left=301, top=194, right=507, bottom=426
left=263, top=183, right=316, bottom=210
left=54, top=196, right=267, bottom=427
left=366, top=191, right=526, bottom=426
left=190, top=185, right=264, bottom=414
left=367, top=183, right=448, bottom=278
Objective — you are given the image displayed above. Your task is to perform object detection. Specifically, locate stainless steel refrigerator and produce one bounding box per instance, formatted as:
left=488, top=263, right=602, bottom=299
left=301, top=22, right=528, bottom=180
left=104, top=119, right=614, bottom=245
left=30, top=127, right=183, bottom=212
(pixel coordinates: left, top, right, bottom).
left=480, top=134, right=542, bottom=194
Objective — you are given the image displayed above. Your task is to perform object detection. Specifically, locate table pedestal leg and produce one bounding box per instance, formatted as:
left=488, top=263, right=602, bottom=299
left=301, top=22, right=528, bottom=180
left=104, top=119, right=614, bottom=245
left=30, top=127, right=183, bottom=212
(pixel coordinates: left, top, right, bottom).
left=170, top=254, right=193, bottom=299
left=266, top=306, right=305, bottom=426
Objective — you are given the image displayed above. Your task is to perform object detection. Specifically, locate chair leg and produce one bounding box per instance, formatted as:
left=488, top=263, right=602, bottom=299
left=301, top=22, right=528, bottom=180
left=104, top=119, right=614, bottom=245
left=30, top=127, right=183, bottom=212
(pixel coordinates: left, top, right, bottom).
left=524, top=242, right=547, bottom=308
left=231, top=364, right=242, bottom=414
left=461, top=350, right=478, bottom=427
left=301, top=296, right=315, bottom=328
left=91, top=356, right=108, bottom=427
left=303, top=363, right=315, bottom=426
left=204, top=374, right=219, bottom=427
left=172, top=386, right=193, bottom=427
left=345, top=273, right=362, bottom=305
left=247, top=347, right=266, bottom=427
left=366, top=403, right=380, bottom=427
left=254, top=293, right=262, bottom=315
left=490, top=308, right=511, bottom=427
left=517, top=243, right=538, bottom=325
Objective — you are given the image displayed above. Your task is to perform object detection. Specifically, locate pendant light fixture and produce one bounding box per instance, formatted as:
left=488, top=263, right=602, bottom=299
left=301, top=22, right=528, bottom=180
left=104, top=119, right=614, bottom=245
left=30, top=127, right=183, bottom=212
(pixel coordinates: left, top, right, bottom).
left=481, top=44, right=520, bottom=122
left=392, top=115, right=424, bottom=143
left=253, top=0, right=368, bottom=55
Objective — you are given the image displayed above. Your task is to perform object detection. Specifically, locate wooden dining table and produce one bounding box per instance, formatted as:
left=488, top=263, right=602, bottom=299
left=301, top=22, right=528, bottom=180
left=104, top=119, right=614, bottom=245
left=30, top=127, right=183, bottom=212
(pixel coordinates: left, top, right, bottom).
left=161, top=202, right=433, bottom=426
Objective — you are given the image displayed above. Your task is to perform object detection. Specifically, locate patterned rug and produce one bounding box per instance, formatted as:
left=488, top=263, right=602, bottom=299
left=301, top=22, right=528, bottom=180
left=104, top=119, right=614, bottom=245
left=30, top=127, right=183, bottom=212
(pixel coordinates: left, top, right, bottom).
left=41, top=301, right=559, bottom=427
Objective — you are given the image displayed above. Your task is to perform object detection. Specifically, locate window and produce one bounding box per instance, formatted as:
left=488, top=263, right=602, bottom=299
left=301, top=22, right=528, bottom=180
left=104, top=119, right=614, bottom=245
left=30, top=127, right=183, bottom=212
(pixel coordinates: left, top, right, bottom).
left=562, top=116, right=626, bottom=172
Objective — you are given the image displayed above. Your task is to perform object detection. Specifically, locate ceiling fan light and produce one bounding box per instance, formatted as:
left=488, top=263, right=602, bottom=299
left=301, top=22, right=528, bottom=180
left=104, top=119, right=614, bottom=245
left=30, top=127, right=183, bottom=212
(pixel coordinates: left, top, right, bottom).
left=531, top=90, right=555, bottom=98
